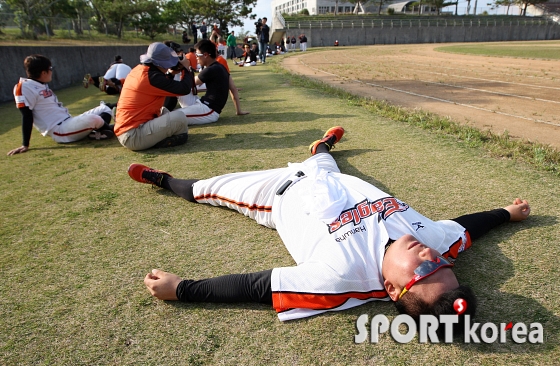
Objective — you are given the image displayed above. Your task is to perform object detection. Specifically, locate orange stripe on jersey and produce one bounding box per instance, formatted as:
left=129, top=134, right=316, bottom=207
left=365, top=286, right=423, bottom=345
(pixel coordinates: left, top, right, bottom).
left=272, top=290, right=389, bottom=313
left=185, top=109, right=214, bottom=118
left=442, top=231, right=472, bottom=260
left=14, top=81, right=25, bottom=108
left=194, top=193, right=272, bottom=212
left=53, top=127, right=92, bottom=137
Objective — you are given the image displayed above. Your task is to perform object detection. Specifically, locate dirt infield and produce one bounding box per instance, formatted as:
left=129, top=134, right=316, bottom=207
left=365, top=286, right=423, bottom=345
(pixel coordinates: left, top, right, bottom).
left=282, top=43, right=560, bottom=150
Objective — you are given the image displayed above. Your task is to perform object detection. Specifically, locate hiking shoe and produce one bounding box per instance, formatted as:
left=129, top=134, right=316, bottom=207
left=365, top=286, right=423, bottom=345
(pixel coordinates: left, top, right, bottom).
left=128, top=164, right=172, bottom=187
left=99, top=76, right=105, bottom=92
left=83, top=73, right=91, bottom=88
left=309, top=126, right=345, bottom=155
left=151, top=133, right=189, bottom=149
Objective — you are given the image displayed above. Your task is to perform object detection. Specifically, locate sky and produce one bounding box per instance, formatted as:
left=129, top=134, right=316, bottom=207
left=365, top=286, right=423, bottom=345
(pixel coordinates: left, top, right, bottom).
left=232, top=0, right=272, bottom=36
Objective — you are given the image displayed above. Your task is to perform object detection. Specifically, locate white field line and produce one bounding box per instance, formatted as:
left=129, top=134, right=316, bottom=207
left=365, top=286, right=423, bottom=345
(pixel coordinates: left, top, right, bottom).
left=298, top=57, right=560, bottom=128
left=349, top=56, right=560, bottom=92
left=366, top=55, right=560, bottom=84
left=395, top=78, right=560, bottom=105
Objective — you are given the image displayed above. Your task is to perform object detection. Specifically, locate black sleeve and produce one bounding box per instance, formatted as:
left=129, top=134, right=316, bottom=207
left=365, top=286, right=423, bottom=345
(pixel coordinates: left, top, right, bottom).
left=19, top=106, right=34, bottom=147
left=451, top=208, right=510, bottom=241
left=147, top=65, right=192, bottom=95
left=176, top=269, right=273, bottom=305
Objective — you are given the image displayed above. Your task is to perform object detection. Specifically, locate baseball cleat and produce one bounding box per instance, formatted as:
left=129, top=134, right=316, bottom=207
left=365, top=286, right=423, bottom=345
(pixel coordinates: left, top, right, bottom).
left=83, top=73, right=91, bottom=88
left=309, top=126, right=345, bottom=155
left=128, top=164, right=172, bottom=187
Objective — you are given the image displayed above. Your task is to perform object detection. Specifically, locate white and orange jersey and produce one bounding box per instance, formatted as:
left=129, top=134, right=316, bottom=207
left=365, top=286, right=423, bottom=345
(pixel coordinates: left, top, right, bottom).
left=191, top=154, right=471, bottom=321
left=271, top=165, right=470, bottom=321
left=13, top=77, right=71, bottom=136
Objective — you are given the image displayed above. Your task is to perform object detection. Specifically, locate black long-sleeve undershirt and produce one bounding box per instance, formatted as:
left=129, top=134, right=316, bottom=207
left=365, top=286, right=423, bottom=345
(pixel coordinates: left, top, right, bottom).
left=19, top=106, right=34, bottom=147
left=175, top=208, right=512, bottom=304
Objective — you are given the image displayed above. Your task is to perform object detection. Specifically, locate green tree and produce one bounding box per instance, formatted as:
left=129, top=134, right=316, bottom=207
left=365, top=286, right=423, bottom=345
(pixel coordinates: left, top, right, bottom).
left=494, top=0, right=515, bottom=14
left=4, top=0, right=55, bottom=38
left=130, top=0, right=169, bottom=39
left=183, top=0, right=257, bottom=33
left=515, top=0, right=548, bottom=16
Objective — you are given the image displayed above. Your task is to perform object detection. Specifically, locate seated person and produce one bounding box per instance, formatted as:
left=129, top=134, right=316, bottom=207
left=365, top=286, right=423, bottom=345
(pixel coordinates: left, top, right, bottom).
left=8, top=54, right=114, bottom=155
left=197, top=43, right=232, bottom=92
left=175, top=40, right=249, bottom=124
left=266, top=45, right=274, bottom=57
left=83, top=55, right=131, bottom=95
left=114, top=42, right=194, bottom=151
left=185, top=47, right=199, bottom=71
left=235, top=44, right=258, bottom=67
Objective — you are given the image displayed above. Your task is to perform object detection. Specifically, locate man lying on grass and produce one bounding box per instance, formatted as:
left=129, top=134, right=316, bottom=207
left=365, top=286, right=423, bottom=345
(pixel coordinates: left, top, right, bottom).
left=128, top=126, right=531, bottom=336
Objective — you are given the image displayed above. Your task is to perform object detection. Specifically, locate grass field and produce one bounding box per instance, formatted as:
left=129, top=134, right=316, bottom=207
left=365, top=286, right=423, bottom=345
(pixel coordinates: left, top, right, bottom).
left=436, top=41, right=560, bottom=59
left=1, top=46, right=559, bottom=365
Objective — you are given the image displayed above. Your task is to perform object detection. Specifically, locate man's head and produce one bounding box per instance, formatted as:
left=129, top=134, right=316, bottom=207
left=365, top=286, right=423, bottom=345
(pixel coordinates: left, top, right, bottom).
left=23, top=54, right=52, bottom=81
left=194, top=40, right=217, bottom=67
left=262, top=17, right=267, bottom=24
left=382, top=234, right=477, bottom=337
left=114, top=55, right=123, bottom=63
left=140, top=42, right=179, bottom=70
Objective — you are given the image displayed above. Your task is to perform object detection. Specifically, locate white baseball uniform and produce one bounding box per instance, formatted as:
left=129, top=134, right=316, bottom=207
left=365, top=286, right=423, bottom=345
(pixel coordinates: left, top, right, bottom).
left=103, top=63, right=132, bottom=81
left=192, top=154, right=471, bottom=321
left=14, top=77, right=112, bottom=143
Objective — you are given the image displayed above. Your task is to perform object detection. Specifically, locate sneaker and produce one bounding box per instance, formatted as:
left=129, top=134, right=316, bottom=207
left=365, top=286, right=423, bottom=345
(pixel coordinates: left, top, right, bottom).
left=309, top=126, right=345, bottom=155
left=128, top=164, right=172, bottom=187
left=99, top=76, right=105, bottom=92
left=151, top=133, right=189, bottom=149
left=83, top=73, right=91, bottom=88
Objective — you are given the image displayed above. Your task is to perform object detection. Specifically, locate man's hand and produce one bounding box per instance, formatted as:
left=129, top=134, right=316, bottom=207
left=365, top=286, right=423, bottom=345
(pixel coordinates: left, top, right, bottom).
left=504, top=198, right=531, bottom=222
left=144, top=269, right=182, bottom=300
left=236, top=110, right=250, bottom=116
left=7, top=146, right=29, bottom=156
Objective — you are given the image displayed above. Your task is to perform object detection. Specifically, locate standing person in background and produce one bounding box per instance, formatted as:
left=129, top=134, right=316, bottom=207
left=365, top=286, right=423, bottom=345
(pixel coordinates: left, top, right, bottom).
left=226, top=30, right=237, bottom=61
left=300, top=34, right=308, bottom=52
left=191, top=21, right=198, bottom=44
left=210, top=24, right=221, bottom=44
left=291, top=35, right=297, bottom=51
left=199, top=22, right=208, bottom=40
left=257, top=17, right=270, bottom=64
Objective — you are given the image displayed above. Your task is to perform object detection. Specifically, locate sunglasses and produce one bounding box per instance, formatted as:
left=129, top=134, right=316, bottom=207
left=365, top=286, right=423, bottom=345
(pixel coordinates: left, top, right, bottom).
left=49, top=66, right=54, bottom=71
left=195, top=53, right=204, bottom=57
left=398, top=256, right=454, bottom=299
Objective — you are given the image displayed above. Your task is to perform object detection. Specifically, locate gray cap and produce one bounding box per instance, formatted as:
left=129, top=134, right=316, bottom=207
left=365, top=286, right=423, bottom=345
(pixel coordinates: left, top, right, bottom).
left=140, top=42, right=179, bottom=69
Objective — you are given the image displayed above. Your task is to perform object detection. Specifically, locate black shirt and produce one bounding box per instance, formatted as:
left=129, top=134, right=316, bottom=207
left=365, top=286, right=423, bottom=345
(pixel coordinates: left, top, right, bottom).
left=198, top=61, right=230, bottom=114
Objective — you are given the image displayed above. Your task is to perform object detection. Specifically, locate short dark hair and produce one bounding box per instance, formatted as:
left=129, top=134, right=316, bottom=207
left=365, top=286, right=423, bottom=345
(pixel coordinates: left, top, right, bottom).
left=263, top=17, right=267, bottom=20
left=114, top=55, right=122, bottom=62
left=394, top=285, right=477, bottom=339
left=23, top=54, right=51, bottom=79
left=189, top=47, right=196, bottom=53
left=195, top=39, right=217, bottom=58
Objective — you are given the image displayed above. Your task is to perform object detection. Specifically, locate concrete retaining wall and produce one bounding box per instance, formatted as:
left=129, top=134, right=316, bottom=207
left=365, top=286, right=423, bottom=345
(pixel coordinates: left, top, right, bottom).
left=286, top=22, right=560, bottom=47
left=0, top=45, right=149, bottom=103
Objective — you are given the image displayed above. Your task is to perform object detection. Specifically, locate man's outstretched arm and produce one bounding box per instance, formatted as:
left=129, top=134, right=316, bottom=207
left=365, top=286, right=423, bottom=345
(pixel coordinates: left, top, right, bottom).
left=7, top=107, right=33, bottom=156
left=451, top=198, right=530, bottom=240
left=144, top=269, right=272, bottom=304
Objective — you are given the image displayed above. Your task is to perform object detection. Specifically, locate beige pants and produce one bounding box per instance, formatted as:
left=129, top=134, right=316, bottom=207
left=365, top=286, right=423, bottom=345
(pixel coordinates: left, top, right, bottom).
left=117, top=110, right=188, bottom=151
